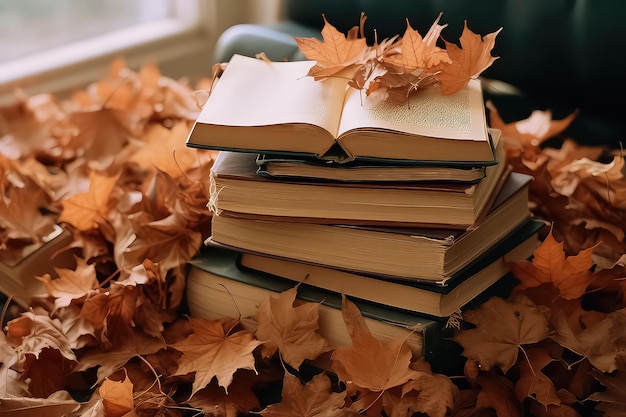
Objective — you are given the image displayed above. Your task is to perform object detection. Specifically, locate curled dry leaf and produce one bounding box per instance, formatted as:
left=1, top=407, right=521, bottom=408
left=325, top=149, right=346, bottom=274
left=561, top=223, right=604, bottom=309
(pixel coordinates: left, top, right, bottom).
left=99, top=374, right=134, bottom=417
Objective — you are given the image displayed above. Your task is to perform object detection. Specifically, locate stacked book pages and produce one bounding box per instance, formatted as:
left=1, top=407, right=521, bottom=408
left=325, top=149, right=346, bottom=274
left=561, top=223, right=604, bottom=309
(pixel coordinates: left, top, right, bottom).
left=184, top=54, right=542, bottom=369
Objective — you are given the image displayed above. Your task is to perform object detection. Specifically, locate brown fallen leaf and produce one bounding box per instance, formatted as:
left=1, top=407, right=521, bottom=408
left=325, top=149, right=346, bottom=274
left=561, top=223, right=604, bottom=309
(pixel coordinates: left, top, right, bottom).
left=171, top=316, right=262, bottom=397
left=258, top=372, right=348, bottom=417
left=254, top=285, right=331, bottom=369
left=330, top=294, right=422, bottom=415
left=514, top=347, right=561, bottom=408
left=509, top=227, right=596, bottom=300
left=551, top=309, right=626, bottom=373
left=453, top=294, right=550, bottom=373
left=487, top=100, right=578, bottom=147
left=0, top=390, right=80, bottom=416
left=99, top=374, right=134, bottom=417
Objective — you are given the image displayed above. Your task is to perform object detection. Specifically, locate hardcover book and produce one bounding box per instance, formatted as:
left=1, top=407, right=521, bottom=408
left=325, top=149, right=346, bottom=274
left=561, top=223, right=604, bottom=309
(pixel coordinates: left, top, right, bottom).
left=255, top=153, right=487, bottom=183
left=208, top=170, right=531, bottom=281
left=185, top=246, right=460, bottom=372
left=207, top=131, right=507, bottom=228
left=237, top=219, right=543, bottom=317
left=0, top=225, right=75, bottom=309
left=186, top=54, right=495, bottom=164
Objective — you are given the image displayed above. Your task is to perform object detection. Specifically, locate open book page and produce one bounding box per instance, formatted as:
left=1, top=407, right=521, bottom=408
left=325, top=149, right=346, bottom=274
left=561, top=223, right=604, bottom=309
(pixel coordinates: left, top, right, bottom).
left=337, top=79, right=487, bottom=141
left=195, top=55, right=346, bottom=135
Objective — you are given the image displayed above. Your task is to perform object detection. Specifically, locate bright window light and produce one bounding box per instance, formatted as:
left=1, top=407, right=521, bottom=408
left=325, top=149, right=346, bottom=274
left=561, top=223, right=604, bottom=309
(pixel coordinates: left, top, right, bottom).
left=0, top=0, right=172, bottom=64
left=0, top=0, right=213, bottom=102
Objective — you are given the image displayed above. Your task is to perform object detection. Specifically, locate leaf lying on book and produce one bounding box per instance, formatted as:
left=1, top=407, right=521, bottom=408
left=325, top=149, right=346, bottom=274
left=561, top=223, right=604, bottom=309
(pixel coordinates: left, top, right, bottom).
left=254, top=285, right=332, bottom=369
left=294, top=13, right=501, bottom=102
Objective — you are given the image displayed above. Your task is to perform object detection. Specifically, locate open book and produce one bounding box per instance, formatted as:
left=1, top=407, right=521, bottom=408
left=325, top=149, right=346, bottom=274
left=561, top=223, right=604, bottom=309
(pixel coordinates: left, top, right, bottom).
left=187, top=54, right=495, bottom=164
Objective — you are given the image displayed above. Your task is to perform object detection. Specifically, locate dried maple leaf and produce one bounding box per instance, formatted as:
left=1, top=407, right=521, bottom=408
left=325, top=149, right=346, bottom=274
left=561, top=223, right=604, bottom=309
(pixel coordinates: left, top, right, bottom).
left=68, top=107, right=141, bottom=170
left=397, top=14, right=451, bottom=72
left=171, top=316, right=262, bottom=397
left=0, top=92, right=70, bottom=161
left=258, top=372, right=348, bottom=417
left=487, top=101, right=578, bottom=148
left=187, top=370, right=261, bottom=417
left=0, top=185, right=56, bottom=243
left=76, top=329, right=165, bottom=384
left=127, top=121, right=208, bottom=180
left=81, top=284, right=139, bottom=346
left=123, top=213, right=203, bottom=273
left=0, top=390, right=81, bottom=416
left=330, top=294, right=421, bottom=415
left=385, top=371, right=458, bottom=417
left=254, top=285, right=331, bottom=369
left=514, top=347, right=561, bottom=408
left=99, top=374, right=134, bottom=417
left=294, top=15, right=368, bottom=81
left=509, top=227, right=596, bottom=300
left=36, top=255, right=99, bottom=309
left=453, top=294, right=550, bottom=373
left=551, top=309, right=626, bottom=373
left=589, top=356, right=626, bottom=416
left=475, top=373, right=521, bottom=417
left=5, top=311, right=76, bottom=363
left=58, top=171, right=120, bottom=231
left=436, top=22, right=502, bottom=95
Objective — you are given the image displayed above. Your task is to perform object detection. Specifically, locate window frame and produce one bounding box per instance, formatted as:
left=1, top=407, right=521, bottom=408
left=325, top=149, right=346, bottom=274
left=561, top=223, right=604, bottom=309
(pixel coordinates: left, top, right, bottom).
left=0, top=0, right=217, bottom=104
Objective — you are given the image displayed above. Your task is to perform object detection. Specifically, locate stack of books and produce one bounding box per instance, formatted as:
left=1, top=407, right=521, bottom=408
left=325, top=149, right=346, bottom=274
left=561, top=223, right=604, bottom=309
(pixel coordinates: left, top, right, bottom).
left=184, top=54, right=542, bottom=370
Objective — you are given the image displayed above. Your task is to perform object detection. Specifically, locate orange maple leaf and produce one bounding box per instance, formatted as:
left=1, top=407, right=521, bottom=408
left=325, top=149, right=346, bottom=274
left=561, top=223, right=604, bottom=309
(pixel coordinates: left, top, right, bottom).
left=398, top=14, right=451, bottom=72
left=171, top=317, right=262, bottom=397
left=259, top=372, right=348, bottom=417
left=76, top=329, right=165, bottom=384
left=0, top=186, right=56, bottom=243
left=487, top=101, right=579, bottom=147
left=437, top=22, right=502, bottom=95
left=509, top=227, right=597, bottom=300
left=330, top=294, right=421, bottom=415
left=58, top=171, right=120, bottom=231
left=37, top=255, right=98, bottom=309
left=99, top=374, right=134, bottom=417
left=294, top=15, right=368, bottom=81
left=254, top=285, right=332, bottom=369
left=453, top=295, right=550, bottom=373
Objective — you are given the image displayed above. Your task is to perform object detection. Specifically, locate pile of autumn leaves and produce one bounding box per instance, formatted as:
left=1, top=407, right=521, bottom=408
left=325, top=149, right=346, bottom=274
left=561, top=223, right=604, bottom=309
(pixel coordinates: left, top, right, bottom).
left=1, top=18, right=626, bottom=417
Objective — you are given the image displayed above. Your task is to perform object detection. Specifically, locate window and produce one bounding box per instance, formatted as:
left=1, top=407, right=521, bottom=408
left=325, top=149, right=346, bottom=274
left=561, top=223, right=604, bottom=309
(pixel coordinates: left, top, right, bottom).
left=0, top=1, right=171, bottom=63
left=0, top=0, right=216, bottom=103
